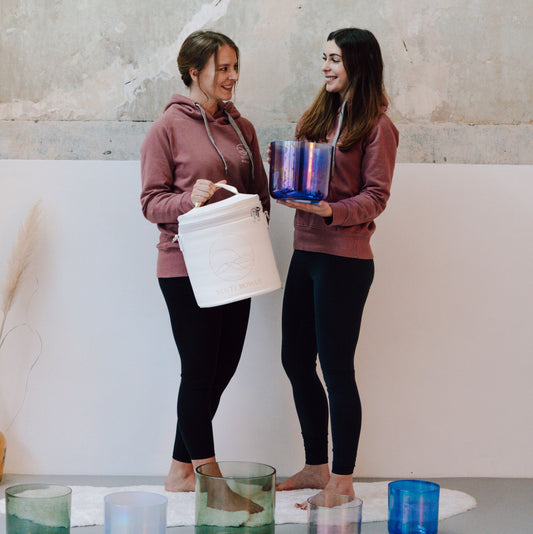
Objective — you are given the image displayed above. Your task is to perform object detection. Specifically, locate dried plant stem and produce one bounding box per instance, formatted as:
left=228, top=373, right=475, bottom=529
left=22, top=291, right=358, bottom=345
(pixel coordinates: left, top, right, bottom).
left=1, top=201, right=42, bottom=430
left=3, top=323, right=43, bottom=432
left=0, top=201, right=41, bottom=344
left=0, top=314, right=7, bottom=349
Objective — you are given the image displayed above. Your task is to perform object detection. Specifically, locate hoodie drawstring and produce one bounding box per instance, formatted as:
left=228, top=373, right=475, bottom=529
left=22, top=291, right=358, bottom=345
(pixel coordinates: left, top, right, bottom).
left=195, top=103, right=255, bottom=181
left=224, top=110, right=255, bottom=181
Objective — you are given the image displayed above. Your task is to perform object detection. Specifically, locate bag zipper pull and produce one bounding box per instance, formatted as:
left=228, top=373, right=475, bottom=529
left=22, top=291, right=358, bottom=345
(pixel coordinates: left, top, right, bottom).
left=251, top=206, right=261, bottom=221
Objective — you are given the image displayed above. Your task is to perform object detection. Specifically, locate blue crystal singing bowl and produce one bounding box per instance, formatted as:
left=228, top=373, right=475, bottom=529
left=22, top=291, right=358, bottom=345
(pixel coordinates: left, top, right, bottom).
left=269, top=141, right=334, bottom=203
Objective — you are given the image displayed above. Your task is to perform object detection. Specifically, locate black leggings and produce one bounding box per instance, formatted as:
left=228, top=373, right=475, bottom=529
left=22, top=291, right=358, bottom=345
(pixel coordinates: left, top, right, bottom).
left=159, top=277, right=251, bottom=462
left=281, top=250, right=374, bottom=475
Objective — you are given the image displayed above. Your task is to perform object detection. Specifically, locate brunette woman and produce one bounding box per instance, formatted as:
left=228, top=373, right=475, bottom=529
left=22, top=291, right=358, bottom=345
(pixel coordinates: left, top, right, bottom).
left=275, top=28, right=399, bottom=504
left=140, top=30, right=269, bottom=501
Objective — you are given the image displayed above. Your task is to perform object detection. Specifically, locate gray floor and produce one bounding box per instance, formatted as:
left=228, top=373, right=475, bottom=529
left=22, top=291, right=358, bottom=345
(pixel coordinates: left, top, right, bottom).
left=1, top=474, right=532, bottom=533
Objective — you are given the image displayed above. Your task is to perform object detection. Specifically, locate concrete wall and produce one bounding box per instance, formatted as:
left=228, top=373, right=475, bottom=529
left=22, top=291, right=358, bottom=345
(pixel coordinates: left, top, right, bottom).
left=1, top=0, right=532, bottom=162
left=1, top=0, right=533, bottom=478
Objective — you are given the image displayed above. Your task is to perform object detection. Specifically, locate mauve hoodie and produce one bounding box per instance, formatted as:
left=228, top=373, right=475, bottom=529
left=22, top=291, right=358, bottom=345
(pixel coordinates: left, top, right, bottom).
left=294, top=112, right=399, bottom=259
left=140, top=94, right=269, bottom=278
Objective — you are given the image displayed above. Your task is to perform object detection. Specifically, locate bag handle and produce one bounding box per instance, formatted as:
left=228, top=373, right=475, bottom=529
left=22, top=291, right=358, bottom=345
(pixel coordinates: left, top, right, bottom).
left=194, top=182, right=239, bottom=208
left=178, top=182, right=244, bottom=242
left=215, top=182, right=239, bottom=195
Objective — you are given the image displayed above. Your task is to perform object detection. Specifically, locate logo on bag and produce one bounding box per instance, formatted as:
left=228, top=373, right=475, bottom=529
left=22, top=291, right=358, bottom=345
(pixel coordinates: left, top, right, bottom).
left=209, top=233, right=254, bottom=281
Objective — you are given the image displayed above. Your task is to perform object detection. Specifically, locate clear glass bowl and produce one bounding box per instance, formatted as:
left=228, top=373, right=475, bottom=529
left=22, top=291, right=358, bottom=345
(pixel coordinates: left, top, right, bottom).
left=307, top=493, right=363, bottom=534
left=195, top=461, right=276, bottom=532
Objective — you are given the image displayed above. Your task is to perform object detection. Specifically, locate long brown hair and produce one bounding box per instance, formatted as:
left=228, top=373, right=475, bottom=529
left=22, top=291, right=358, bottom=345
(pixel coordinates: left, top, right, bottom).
left=297, top=28, right=386, bottom=151
left=177, top=30, right=239, bottom=88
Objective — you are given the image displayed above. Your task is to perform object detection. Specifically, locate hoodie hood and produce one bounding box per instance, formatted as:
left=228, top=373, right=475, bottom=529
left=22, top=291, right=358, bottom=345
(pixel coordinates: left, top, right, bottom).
left=163, top=94, right=241, bottom=121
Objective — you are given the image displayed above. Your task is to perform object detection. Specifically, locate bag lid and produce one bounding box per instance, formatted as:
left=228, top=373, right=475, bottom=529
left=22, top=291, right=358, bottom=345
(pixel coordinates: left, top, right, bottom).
left=178, top=183, right=261, bottom=228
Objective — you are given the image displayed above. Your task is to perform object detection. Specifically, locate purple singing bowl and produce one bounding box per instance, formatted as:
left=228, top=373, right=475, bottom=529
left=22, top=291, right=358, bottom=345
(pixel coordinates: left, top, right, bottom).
left=269, top=141, right=334, bottom=203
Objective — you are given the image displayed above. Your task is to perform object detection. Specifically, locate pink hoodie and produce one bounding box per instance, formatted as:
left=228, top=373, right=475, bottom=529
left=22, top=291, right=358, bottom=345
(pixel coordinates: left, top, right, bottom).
left=140, top=94, right=269, bottom=278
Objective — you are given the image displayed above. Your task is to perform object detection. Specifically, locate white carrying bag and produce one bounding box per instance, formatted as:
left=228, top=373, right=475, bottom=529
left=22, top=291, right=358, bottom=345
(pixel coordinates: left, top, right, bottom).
left=178, top=183, right=281, bottom=308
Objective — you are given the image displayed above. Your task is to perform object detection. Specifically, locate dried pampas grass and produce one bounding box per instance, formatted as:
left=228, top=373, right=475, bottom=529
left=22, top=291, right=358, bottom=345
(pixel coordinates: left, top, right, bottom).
left=0, top=201, right=41, bottom=346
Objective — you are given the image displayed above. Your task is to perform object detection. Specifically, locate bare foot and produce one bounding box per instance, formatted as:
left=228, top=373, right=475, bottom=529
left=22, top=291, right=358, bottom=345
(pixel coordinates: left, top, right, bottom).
left=197, top=459, right=263, bottom=514
left=164, top=459, right=196, bottom=492
left=295, top=473, right=355, bottom=509
left=276, top=464, right=330, bottom=491
left=207, top=479, right=263, bottom=514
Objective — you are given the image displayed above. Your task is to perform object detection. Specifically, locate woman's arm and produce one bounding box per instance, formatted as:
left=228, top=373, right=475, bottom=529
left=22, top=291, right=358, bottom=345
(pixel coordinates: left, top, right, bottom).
left=327, top=115, right=399, bottom=226
left=280, top=115, right=398, bottom=224
left=140, top=122, right=194, bottom=224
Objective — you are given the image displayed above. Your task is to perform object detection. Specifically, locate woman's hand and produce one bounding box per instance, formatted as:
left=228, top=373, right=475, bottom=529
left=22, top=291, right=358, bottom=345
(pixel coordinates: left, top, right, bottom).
left=191, top=179, right=227, bottom=206
left=276, top=199, right=332, bottom=218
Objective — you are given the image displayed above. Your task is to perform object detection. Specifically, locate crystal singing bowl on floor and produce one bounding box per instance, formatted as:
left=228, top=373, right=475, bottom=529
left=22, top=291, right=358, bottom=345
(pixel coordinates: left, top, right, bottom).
left=307, top=493, right=363, bottom=534
left=104, top=491, right=167, bottom=534
left=195, top=461, right=276, bottom=531
left=388, top=480, right=440, bottom=534
left=5, top=483, right=72, bottom=534
left=269, top=141, right=334, bottom=203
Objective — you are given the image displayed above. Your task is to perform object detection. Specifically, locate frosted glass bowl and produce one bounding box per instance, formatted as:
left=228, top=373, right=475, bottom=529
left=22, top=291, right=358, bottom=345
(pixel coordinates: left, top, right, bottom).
left=104, top=491, right=167, bottom=534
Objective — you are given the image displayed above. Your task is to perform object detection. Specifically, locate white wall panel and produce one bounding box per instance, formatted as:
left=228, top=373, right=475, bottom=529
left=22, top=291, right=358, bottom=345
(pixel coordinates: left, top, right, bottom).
left=1, top=160, right=532, bottom=477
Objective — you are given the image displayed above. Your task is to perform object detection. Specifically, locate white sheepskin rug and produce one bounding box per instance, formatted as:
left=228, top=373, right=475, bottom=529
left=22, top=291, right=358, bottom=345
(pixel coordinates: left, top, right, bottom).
left=0, top=481, right=476, bottom=527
